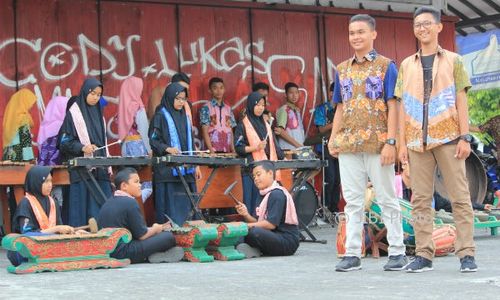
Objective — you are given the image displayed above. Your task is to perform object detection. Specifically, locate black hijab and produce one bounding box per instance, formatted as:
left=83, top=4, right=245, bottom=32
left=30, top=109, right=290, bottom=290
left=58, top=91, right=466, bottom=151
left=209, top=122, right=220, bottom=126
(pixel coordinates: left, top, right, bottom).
left=24, top=165, right=52, bottom=199
left=157, top=82, right=189, bottom=150
left=246, top=91, right=268, bottom=140
left=65, top=96, right=78, bottom=112
left=76, top=78, right=105, bottom=147
left=13, top=165, right=62, bottom=233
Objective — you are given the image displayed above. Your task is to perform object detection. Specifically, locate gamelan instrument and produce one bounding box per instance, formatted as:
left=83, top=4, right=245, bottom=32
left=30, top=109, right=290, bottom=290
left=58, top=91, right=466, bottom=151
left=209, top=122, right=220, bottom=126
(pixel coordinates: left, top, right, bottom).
left=1, top=228, right=131, bottom=274
left=66, top=156, right=152, bottom=167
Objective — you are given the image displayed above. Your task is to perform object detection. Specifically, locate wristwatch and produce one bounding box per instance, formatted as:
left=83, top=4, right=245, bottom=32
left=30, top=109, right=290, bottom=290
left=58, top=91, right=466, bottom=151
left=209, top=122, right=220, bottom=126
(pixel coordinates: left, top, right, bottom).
left=385, top=138, right=396, bottom=146
left=459, top=134, right=473, bottom=143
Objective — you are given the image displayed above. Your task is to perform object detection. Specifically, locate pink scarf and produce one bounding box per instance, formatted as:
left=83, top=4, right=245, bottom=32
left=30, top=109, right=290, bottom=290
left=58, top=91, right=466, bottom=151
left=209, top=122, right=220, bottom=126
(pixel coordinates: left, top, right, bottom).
left=69, top=104, right=92, bottom=158
left=69, top=103, right=112, bottom=173
left=256, top=181, right=298, bottom=225
left=37, top=96, right=68, bottom=146
left=118, top=77, right=144, bottom=140
left=114, top=190, right=133, bottom=198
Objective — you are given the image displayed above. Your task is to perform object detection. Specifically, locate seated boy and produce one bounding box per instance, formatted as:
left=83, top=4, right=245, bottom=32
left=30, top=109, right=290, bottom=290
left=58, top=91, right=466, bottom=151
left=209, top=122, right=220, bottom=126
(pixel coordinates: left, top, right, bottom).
left=235, top=160, right=300, bottom=257
left=97, top=168, right=184, bottom=263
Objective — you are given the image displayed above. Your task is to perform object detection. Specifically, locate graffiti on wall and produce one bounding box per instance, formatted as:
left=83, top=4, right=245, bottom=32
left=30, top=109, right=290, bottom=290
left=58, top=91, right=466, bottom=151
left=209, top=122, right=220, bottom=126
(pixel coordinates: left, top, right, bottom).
left=0, top=33, right=335, bottom=149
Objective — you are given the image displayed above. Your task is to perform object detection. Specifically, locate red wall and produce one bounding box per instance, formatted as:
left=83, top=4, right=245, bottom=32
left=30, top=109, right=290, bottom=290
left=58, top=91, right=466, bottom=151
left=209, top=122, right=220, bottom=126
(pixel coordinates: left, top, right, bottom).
left=0, top=0, right=458, bottom=151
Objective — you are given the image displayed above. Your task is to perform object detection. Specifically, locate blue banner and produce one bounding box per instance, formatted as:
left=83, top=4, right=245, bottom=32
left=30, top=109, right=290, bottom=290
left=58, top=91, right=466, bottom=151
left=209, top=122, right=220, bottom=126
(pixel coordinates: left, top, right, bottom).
left=456, top=29, right=500, bottom=90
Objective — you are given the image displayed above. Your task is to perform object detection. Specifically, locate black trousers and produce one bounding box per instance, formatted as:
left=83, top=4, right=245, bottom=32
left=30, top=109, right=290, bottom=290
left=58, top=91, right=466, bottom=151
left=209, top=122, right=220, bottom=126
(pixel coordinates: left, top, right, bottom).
left=112, top=231, right=176, bottom=264
left=324, top=151, right=341, bottom=213
left=245, top=227, right=298, bottom=256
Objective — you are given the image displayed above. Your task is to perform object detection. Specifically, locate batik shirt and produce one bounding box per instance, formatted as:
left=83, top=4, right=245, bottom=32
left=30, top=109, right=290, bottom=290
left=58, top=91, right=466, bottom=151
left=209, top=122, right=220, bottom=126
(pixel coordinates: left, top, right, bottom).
left=395, top=46, right=471, bottom=152
left=332, top=50, right=398, bottom=153
left=199, top=99, right=236, bottom=152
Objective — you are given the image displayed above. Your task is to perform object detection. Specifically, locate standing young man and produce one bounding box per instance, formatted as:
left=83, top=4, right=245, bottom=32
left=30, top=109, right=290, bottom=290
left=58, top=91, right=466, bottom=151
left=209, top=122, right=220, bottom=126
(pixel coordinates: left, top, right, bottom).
left=275, top=82, right=305, bottom=150
left=328, top=14, right=406, bottom=272
left=199, top=77, right=236, bottom=153
left=396, top=6, right=477, bottom=273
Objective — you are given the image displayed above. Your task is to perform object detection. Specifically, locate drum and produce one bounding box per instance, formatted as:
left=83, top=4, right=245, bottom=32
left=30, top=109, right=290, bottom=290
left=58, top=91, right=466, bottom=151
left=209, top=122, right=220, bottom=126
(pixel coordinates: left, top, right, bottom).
left=434, top=151, right=487, bottom=204
left=291, top=182, right=319, bottom=226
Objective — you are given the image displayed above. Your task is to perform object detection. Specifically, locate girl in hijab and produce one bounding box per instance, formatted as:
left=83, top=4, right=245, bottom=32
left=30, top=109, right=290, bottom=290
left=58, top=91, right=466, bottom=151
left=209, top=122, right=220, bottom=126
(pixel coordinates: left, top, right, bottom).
left=2, top=89, right=37, bottom=162
left=117, top=77, right=152, bottom=202
left=234, top=91, right=284, bottom=218
left=148, top=82, right=201, bottom=225
left=37, top=96, right=69, bottom=166
left=37, top=96, right=69, bottom=212
left=57, top=78, right=112, bottom=227
left=7, top=165, right=79, bottom=266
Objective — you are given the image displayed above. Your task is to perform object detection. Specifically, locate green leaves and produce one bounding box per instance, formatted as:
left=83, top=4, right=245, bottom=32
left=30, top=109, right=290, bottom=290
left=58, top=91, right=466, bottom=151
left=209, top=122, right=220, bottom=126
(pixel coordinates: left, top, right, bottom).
left=468, top=88, right=500, bottom=143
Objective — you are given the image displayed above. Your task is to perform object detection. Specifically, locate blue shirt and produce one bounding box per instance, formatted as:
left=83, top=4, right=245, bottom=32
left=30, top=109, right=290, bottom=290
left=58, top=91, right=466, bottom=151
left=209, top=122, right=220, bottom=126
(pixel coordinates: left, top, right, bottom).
left=313, top=102, right=335, bottom=127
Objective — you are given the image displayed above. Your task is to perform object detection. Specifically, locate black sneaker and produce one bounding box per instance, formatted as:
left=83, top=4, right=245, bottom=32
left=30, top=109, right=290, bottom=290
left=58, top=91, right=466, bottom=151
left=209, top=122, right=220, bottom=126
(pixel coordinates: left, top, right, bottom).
left=405, top=256, right=433, bottom=273
left=460, top=256, right=478, bottom=273
left=335, top=256, right=362, bottom=272
left=384, top=254, right=409, bottom=271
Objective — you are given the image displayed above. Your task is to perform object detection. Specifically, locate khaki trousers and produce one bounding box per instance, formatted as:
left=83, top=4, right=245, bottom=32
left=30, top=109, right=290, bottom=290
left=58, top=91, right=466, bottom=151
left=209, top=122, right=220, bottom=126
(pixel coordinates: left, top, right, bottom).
left=409, top=144, right=475, bottom=260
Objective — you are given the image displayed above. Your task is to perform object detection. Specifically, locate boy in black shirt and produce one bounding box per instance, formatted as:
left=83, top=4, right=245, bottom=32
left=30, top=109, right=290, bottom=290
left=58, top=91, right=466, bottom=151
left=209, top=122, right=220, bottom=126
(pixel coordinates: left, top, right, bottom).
left=97, top=168, right=183, bottom=263
left=235, top=161, right=300, bottom=257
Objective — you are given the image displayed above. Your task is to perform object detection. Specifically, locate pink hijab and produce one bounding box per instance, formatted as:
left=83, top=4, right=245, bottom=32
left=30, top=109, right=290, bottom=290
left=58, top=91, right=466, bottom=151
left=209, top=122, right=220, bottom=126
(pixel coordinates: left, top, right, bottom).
left=118, top=76, right=144, bottom=140
left=37, top=96, right=69, bottom=146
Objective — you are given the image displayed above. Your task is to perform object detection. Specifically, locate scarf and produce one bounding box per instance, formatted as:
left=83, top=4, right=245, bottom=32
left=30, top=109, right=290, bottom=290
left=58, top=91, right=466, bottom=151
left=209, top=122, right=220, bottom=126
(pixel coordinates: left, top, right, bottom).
left=160, top=83, right=194, bottom=176
left=256, top=181, right=298, bottom=225
left=114, top=190, right=133, bottom=198
left=23, top=166, right=56, bottom=230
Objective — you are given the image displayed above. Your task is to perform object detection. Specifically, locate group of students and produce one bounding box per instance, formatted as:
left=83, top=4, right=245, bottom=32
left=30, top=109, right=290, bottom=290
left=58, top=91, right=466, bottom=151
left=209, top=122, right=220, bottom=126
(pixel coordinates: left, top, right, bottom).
left=3, top=65, right=307, bottom=266
left=7, top=161, right=299, bottom=266
left=3, top=5, right=482, bottom=273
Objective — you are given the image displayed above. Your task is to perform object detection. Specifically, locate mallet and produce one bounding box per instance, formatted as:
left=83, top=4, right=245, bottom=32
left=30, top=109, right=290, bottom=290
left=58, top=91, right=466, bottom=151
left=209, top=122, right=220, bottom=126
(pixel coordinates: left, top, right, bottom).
left=74, top=218, right=98, bottom=233
left=94, top=140, right=122, bottom=151
left=224, top=181, right=242, bottom=205
left=163, top=214, right=180, bottom=229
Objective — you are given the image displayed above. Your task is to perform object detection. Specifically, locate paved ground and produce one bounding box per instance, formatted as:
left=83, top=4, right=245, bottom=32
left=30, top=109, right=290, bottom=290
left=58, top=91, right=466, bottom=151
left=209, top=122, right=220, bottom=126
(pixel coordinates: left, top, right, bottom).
left=0, top=225, right=499, bottom=300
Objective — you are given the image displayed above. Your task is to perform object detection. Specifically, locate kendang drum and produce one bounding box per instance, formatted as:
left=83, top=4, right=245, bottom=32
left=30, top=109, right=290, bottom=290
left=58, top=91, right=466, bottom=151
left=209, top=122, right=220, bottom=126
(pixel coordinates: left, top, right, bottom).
left=291, top=182, right=319, bottom=226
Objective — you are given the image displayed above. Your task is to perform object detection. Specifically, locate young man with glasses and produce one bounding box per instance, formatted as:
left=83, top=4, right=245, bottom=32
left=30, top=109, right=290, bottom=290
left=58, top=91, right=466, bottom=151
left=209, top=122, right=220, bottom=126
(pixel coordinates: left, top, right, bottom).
left=396, top=6, right=477, bottom=273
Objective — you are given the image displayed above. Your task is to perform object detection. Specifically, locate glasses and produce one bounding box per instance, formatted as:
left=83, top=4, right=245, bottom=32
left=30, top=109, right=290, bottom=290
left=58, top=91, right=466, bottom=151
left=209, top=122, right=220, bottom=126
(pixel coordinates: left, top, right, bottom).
left=174, top=96, right=187, bottom=102
left=414, top=21, right=435, bottom=29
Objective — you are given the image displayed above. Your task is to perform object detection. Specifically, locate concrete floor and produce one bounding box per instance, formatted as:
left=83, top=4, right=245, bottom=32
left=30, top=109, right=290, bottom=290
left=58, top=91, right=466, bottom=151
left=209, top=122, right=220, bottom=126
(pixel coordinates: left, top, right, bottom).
left=0, top=226, right=499, bottom=300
